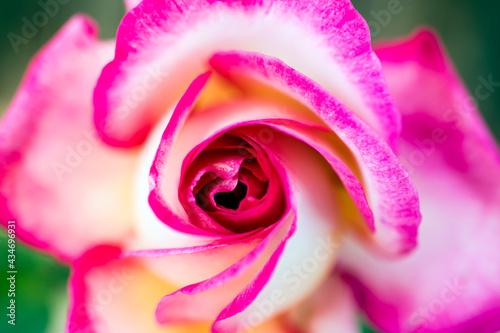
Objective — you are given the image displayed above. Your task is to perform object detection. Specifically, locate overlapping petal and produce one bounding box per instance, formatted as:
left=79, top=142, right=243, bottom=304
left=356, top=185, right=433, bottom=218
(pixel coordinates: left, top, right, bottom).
left=340, top=30, right=500, bottom=333
left=5, top=1, right=497, bottom=332
left=212, top=128, right=343, bottom=332
left=67, top=246, right=211, bottom=333
left=95, top=0, right=400, bottom=149
left=209, top=51, right=421, bottom=255
left=142, top=71, right=346, bottom=330
left=69, top=124, right=345, bottom=332
left=155, top=210, right=295, bottom=328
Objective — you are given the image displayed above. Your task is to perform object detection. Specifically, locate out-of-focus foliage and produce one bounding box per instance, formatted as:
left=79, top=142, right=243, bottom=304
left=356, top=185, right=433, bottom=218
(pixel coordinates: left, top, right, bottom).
left=0, top=233, right=69, bottom=333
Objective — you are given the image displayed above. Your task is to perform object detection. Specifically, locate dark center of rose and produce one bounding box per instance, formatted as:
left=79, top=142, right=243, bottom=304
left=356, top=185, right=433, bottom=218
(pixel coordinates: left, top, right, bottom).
left=213, top=181, right=248, bottom=210
left=183, top=130, right=286, bottom=233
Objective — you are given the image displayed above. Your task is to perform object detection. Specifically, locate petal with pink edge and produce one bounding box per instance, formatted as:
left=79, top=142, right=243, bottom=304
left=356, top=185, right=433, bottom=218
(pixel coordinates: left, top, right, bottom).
left=95, top=0, right=400, bottom=148
left=151, top=128, right=345, bottom=332
left=340, top=29, right=500, bottom=333
left=124, top=227, right=267, bottom=288
left=212, top=129, right=344, bottom=332
left=67, top=247, right=299, bottom=333
left=0, top=16, right=137, bottom=261
left=209, top=51, right=421, bottom=255
left=148, top=72, right=220, bottom=237
left=154, top=210, right=295, bottom=326
left=67, top=246, right=212, bottom=333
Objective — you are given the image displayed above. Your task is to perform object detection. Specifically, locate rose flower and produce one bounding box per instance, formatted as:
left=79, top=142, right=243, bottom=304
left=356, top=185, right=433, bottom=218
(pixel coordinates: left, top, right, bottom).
left=1, top=1, right=499, bottom=332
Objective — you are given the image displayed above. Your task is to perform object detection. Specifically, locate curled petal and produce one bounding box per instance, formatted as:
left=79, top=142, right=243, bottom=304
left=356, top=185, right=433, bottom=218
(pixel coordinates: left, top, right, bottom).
left=152, top=128, right=345, bottom=332
left=140, top=91, right=347, bottom=330
left=155, top=210, right=295, bottom=326
left=212, top=128, right=343, bottom=332
left=148, top=72, right=221, bottom=236
left=124, top=225, right=269, bottom=287
left=95, top=0, right=400, bottom=148
left=148, top=72, right=290, bottom=237
left=209, top=51, right=421, bottom=255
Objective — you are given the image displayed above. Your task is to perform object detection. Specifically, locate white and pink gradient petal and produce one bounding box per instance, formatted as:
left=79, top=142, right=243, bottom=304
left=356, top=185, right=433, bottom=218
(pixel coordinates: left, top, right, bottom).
left=124, top=229, right=268, bottom=288
left=339, top=30, right=500, bottom=333
left=209, top=51, right=421, bottom=255
left=143, top=127, right=344, bottom=333
left=68, top=131, right=343, bottom=331
left=0, top=16, right=137, bottom=262
left=67, top=244, right=307, bottom=333
left=106, top=71, right=349, bottom=331
left=307, top=276, right=360, bottom=333
left=67, top=246, right=212, bottom=333
left=95, top=0, right=401, bottom=149
left=154, top=210, right=295, bottom=326
left=212, top=128, right=343, bottom=332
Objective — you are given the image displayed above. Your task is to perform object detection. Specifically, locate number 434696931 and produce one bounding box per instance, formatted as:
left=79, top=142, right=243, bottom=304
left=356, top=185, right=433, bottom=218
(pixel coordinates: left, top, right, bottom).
left=7, top=221, right=16, bottom=270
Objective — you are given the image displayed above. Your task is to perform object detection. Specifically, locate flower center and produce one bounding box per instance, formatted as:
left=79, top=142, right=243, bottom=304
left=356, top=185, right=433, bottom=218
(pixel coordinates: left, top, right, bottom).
left=213, top=181, right=248, bottom=210
left=180, top=131, right=286, bottom=233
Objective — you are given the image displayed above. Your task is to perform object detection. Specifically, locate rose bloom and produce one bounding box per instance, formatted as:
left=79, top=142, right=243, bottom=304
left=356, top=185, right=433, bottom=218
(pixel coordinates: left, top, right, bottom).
left=1, top=1, right=500, bottom=332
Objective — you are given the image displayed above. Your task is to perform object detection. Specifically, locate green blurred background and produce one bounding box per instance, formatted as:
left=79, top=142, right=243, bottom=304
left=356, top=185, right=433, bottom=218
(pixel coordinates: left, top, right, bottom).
left=0, top=1, right=498, bottom=332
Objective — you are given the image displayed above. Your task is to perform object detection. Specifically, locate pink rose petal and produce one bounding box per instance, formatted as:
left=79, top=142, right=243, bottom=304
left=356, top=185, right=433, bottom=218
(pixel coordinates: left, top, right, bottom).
left=210, top=51, right=421, bottom=255
left=340, top=29, right=500, bottom=333
left=0, top=16, right=137, bottom=261
left=95, top=0, right=400, bottom=148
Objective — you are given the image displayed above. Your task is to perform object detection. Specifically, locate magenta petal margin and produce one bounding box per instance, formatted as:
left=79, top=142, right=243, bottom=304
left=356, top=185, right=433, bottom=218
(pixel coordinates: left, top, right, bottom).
left=339, top=30, right=500, bottom=333
left=94, top=0, right=401, bottom=148
left=0, top=16, right=136, bottom=261
left=209, top=51, right=421, bottom=255
left=3, top=1, right=500, bottom=332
